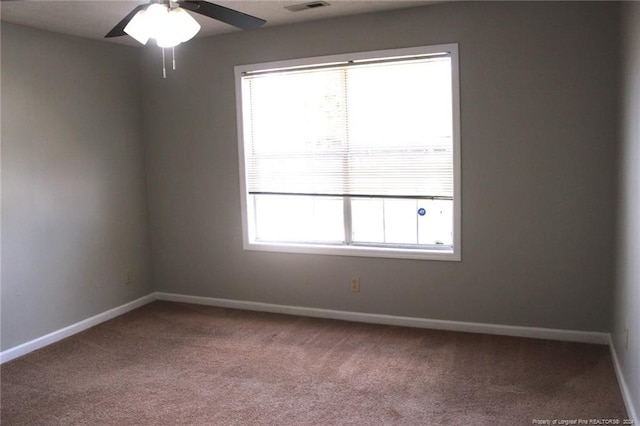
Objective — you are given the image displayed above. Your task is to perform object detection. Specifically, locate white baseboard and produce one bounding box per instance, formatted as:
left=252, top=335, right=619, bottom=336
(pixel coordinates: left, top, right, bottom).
left=609, top=335, right=639, bottom=422
left=2, top=291, right=632, bottom=417
left=0, top=291, right=612, bottom=366
left=0, top=294, right=156, bottom=364
left=156, top=292, right=610, bottom=345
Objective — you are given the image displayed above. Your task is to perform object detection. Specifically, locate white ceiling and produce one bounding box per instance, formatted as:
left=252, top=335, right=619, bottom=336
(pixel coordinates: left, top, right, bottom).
left=0, top=1, right=438, bottom=46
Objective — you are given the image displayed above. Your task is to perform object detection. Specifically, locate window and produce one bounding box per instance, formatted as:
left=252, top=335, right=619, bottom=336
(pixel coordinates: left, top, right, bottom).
left=235, top=44, right=460, bottom=261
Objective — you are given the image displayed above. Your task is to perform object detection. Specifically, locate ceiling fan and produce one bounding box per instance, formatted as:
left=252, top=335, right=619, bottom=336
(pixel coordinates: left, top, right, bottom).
left=105, top=1, right=265, bottom=77
left=105, top=0, right=266, bottom=45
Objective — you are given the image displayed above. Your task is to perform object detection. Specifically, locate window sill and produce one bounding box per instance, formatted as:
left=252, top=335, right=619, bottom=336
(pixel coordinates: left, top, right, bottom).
left=244, top=241, right=461, bottom=261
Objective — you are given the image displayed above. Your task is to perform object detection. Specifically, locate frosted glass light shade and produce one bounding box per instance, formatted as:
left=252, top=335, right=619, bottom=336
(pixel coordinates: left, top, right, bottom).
left=172, top=8, right=201, bottom=42
left=124, top=4, right=201, bottom=48
left=156, top=8, right=201, bottom=48
left=145, top=4, right=169, bottom=40
left=124, top=10, right=150, bottom=45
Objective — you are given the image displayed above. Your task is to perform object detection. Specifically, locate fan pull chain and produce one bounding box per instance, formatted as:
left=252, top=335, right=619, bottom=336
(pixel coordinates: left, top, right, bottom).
left=160, top=48, right=177, bottom=78
left=162, top=48, right=167, bottom=79
left=172, top=47, right=176, bottom=70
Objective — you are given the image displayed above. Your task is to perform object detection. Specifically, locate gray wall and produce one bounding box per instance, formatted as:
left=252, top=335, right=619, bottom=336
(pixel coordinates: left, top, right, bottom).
left=1, top=23, right=154, bottom=350
left=143, top=2, right=620, bottom=332
left=615, top=1, right=640, bottom=416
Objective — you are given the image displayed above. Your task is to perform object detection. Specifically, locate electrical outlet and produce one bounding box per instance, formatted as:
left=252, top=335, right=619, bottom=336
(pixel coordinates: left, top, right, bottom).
left=124, top=269, right=133, bottom=285
left=350, top=277, right=360, bottom=292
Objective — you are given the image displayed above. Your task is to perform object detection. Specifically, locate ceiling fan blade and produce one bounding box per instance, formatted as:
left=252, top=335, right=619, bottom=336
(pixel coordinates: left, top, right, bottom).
left=105, top=4, right=148, bottom=38
left=178, top=1, right=265, bottom=30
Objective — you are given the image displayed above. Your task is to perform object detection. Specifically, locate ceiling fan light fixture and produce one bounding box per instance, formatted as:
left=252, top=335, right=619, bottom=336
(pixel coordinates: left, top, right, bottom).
left=124, top=4, right=202, bottom=48
left=106, top=0, right=265, bottom=78
left=106, top=0, right=265, bottom=41
left=145, top=3, right=170, bottom=39
left=123, top=10, right=150, bottom=45
left=170, top=8, right=201, bottom=42
left=156, top=8, right=201, bottom=48
left=155, top=35, right=181, bottom=48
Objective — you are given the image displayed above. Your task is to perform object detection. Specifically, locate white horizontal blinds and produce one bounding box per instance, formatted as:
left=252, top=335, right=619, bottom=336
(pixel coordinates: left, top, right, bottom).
left=245, top=68, right=348, bottom=195
left=243, top=55, right=453, bottom=199
left=345, top=58, right=453, bottom=198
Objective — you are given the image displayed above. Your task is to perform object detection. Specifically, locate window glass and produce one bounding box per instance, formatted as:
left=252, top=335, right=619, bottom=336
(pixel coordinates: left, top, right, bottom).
left=236, top=44, right=461, bottom=261
left=254, top=195, right=344, bottom=243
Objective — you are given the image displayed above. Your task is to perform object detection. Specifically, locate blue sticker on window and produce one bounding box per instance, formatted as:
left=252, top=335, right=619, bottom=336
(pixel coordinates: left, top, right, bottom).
left=418, top=208, right=426, bottom=216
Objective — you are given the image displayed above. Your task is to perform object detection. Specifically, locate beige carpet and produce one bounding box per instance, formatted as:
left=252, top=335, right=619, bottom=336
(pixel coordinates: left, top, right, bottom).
left=1, top=301, right=628, bottom=425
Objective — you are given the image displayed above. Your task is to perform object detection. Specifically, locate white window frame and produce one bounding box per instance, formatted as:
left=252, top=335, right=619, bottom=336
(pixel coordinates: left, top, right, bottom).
left=235, top=44, right=461, bottom=261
